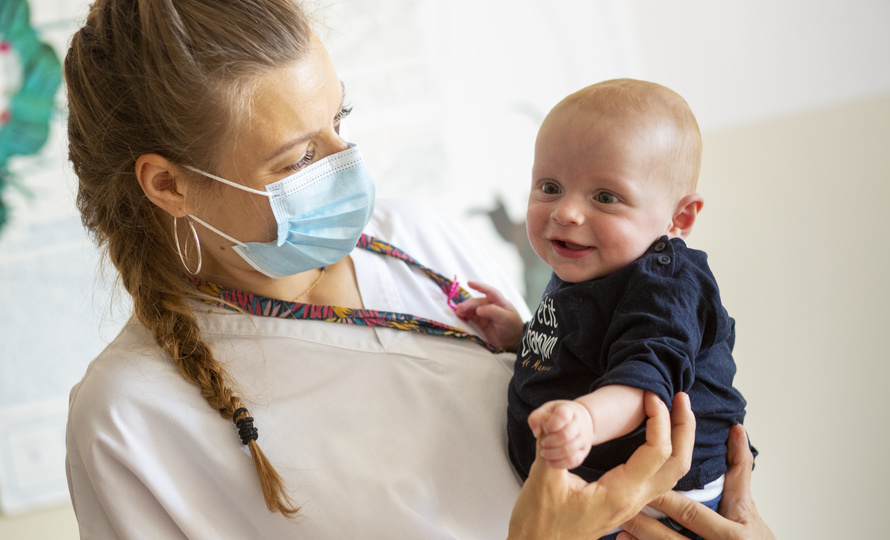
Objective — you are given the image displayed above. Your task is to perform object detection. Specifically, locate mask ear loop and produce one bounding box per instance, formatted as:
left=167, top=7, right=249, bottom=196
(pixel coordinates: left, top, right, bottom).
left=182, top=164, right=271, bottom=197
left=173, top=216, right=203, bottom=275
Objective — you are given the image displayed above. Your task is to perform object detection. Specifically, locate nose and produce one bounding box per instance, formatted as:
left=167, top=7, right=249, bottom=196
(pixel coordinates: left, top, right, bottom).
left=552, top=196, right=585, bottom=226
left=317, top=129, right=350, bottom=160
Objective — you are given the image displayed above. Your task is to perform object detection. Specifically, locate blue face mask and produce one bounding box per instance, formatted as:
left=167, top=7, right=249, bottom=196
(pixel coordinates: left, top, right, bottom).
left=185, top=144, right=375, bottom=278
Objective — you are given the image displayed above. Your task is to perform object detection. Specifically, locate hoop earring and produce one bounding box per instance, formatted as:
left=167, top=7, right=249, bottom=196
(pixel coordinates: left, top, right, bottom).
left=173, top=216, right=202, bottom=275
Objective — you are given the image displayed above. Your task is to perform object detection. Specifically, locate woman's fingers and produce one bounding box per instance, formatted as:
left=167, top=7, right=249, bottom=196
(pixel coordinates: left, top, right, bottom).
left=618, top=511, right=689, bottom=540
left=507, top=393, right=699, bottom=540
left=664, top=393, right=695, bottom=482
left=510, top=431, right=584, bottom=520
left=720, top=424, right=754, bottom=520
left=644, top=491, right=735, bottom=539
left=577, top=393, right=693, bottom=530
left=633, top=423, right=775, bottom=540
left=622, top=393, right=693, bottom=492
left=620, top=393, right=670, bottom=485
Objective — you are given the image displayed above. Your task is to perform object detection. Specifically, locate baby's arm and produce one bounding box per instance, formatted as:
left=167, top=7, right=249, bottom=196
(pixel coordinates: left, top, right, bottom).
left=453, top=280, right=525, bottom=351
left=529, top=385, right=646, bottom=470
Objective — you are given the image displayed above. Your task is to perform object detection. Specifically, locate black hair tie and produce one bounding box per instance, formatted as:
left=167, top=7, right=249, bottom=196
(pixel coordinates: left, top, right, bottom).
left=232, top=407, right=259, bottom=445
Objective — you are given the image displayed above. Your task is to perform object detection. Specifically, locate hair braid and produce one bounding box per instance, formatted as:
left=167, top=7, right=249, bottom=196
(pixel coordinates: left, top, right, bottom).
left=65, top=0, right=311, bottom=517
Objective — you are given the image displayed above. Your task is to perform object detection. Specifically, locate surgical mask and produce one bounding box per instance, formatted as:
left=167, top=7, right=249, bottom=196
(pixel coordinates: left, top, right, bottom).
left=184, top=144, right=375, bottom=278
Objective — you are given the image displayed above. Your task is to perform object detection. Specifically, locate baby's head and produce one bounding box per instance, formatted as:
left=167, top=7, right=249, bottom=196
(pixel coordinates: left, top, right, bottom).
left=527, top=78, right=705, bottom=283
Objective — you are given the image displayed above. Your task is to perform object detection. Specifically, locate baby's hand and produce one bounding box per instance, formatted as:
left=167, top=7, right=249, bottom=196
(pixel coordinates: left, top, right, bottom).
left=527, top=400, right=594, bottom=470
left=453, top=280, right=524, bottom=351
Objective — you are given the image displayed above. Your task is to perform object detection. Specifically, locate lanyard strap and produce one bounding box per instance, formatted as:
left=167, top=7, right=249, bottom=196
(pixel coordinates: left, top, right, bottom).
left=356, top=234, right=473, bottom=305
left=193, top=234, right=499, bottom=353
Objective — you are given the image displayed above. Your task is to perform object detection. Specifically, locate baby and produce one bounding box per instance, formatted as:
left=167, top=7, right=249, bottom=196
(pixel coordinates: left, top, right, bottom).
left=456, top=79, right=750, bottom=538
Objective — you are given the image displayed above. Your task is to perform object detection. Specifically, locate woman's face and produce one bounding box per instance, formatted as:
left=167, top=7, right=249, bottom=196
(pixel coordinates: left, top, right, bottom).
left=186, top=35, right=350, bottom=285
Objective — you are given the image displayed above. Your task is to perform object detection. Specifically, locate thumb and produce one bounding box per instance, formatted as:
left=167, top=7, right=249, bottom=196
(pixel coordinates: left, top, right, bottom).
left=526, top=432, right=568, bottom=488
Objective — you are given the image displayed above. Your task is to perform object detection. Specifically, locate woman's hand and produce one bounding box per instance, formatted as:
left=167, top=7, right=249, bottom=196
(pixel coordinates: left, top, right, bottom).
left=507, top=393, right=695, bottom=540
left=617, top=424, right=775, bottom=540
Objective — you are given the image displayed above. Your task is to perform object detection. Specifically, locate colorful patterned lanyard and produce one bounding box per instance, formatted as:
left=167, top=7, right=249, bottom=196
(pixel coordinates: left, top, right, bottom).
left=193, top=234, right=501, bottom=353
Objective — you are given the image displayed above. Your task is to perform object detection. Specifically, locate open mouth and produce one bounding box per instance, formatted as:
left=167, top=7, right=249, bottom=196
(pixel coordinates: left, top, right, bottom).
left=553, top=239, right=589, bottom=251
left=550, top=239, right=594, bottom=259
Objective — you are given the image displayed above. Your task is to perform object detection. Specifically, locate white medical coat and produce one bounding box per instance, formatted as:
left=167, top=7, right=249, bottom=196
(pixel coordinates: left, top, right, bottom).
left=66, top=199, right=530, bottom=539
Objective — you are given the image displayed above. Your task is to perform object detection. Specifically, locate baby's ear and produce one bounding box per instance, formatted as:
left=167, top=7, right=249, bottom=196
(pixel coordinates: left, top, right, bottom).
left=667, top=193, right=704, bottom=239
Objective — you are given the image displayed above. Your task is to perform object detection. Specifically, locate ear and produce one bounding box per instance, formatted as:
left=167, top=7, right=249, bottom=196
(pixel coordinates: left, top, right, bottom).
left=667, top=193, right=704, bottom=239
left=135, top=153, right=188, bottom=218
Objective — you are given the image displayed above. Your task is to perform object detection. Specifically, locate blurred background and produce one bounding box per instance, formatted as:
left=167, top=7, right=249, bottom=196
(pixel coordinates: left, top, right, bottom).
left=1, top=0, right=888, bottom=537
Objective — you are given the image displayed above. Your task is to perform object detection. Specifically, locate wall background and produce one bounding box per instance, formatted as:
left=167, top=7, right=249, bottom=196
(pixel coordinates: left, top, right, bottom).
left=1, top=0, right=888, bottom=537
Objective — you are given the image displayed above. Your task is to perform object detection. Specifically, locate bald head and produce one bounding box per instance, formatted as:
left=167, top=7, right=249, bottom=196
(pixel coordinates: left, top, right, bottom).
left=549, top=78, right=702, bottom=196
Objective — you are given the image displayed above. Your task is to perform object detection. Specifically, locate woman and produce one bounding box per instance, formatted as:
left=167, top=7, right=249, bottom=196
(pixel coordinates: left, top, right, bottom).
left=64, top=0, right=771, bottom=538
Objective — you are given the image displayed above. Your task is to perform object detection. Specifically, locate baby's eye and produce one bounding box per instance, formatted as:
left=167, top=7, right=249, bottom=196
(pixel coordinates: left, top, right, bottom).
left=595, top=192, right=618, bottom=204
left=541, top=182, right=561, bottom=195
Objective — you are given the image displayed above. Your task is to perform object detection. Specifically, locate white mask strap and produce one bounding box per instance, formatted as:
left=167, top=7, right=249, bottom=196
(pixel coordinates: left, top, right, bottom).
left=188, top=214, right=250, bottom=249
left=182, top=165, right=271, bottom=197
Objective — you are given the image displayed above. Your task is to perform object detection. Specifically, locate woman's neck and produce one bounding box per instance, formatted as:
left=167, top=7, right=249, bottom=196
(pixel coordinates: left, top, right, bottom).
left=299, top=256, right=363, bottom=308
left=197, top=255, right=364, bottom=309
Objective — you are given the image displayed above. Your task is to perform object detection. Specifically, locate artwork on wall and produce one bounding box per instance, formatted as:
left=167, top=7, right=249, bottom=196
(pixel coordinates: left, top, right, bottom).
left=0, top=0, right=62, bottom=234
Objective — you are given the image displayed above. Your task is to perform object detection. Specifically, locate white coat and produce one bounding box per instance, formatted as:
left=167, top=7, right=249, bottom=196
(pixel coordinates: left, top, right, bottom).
left=66, top=199, right=531, bottom=539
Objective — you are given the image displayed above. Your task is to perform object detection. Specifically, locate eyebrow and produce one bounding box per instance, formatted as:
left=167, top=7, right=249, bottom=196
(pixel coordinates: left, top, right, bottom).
left=264, top=81, right=348, bottom=164
left=264, top=131, right=319, bottom=164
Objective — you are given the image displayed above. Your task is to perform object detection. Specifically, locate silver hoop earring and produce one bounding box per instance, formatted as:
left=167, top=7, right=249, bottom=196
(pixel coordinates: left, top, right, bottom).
left=173, top=216, right=202, bottom=275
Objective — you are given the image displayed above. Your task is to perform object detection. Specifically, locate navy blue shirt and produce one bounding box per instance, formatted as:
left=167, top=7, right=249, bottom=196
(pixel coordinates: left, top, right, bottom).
left=507, top=237, right=748, bottom=491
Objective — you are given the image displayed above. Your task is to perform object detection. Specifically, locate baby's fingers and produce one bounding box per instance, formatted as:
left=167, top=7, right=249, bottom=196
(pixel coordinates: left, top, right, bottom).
left=465, top=280, right=498, bottom=296
left=452, top=297, right=486, bottom=317
left=542, top=402, right=575, bottom=435
left=539, top=422, right=578, bottom=450
left=528, top=401, right=576, bottom=439
left=539, top=435, right=589, bottom=470
left=466, top=280, right=511, bottom=307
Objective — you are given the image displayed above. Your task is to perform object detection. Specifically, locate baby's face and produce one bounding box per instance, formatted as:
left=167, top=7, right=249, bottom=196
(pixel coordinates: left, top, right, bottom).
left=527, top=105, right=681, bottom=283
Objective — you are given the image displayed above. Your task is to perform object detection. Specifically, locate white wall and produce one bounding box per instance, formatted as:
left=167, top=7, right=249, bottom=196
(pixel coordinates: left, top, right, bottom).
left=695, top=92, right=890, bottom=538
left=1, top=0, right=888, bottom=536
left=625, top=0, right=890, bottom=132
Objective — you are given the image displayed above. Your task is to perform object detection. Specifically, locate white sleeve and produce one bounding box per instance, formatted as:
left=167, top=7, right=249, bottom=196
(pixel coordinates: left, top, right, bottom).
left=66, top=374, right=188, bottom=540
left=65, top=323, right=273, bottom=540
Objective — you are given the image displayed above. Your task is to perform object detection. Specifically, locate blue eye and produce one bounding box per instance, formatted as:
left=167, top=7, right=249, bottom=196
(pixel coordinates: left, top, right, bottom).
left=595, top=192, right=618, bottom=204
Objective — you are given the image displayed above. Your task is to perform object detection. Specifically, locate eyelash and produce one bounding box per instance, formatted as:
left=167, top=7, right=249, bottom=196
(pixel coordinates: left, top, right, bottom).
left=336, top=103, right=353, bottom=125
left=285, top=147, right=316, bottom=172
left=284, top=104, right=353, bottom=172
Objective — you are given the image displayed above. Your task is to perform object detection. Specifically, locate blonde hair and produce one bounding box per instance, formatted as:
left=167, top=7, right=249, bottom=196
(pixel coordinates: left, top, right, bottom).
left=65, top=0, right=313, bottom=516
left=560, top=78, right=702, bottom=195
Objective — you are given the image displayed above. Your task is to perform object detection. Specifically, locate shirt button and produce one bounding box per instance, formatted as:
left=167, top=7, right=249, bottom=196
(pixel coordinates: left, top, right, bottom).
left=658, top=255, right=671, bottom=265
left=654, top=242, right=666, bottom=252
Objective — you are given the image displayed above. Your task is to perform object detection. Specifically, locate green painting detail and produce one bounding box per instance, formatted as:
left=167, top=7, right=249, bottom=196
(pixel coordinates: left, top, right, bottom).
left=0, top=0, right=62, bottom=234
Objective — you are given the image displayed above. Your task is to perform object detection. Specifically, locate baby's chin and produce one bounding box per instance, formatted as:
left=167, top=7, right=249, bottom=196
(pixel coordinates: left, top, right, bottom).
left=551, top=255, right=637, bottom=283
left=552, top=266, right=608, bottom=284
